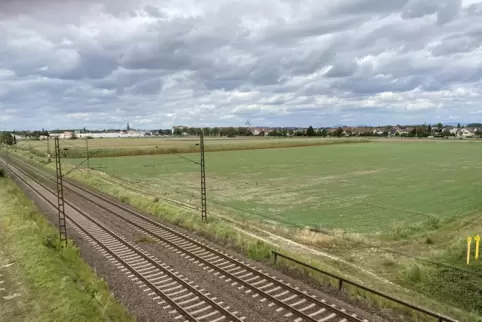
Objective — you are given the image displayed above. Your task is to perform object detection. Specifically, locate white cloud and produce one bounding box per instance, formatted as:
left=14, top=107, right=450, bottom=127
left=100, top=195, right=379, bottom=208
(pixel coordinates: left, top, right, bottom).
left=0, top=0, right=481, bottom=130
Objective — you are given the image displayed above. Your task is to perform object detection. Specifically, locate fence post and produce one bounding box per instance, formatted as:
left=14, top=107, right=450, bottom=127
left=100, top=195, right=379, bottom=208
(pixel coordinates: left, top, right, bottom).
left=338, top=279, right=343, bottom=291
left=273, top=252, right=278, bottom=265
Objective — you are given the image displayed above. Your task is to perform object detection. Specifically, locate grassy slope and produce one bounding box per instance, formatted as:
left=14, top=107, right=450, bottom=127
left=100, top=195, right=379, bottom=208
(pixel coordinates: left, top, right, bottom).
left=69, top=141, right=482, bottom=232
left=9, top=146, right=481, bottom=321
left=0, top=175, right=134, bottom=322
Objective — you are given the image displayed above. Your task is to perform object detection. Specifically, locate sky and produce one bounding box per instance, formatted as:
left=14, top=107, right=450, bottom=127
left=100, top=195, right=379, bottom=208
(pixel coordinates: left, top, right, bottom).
left=0, top=0, right=482, bottom=130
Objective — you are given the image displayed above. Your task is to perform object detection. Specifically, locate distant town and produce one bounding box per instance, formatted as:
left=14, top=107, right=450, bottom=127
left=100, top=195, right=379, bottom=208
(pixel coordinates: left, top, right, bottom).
left=4, top=122, right=482, bottom=141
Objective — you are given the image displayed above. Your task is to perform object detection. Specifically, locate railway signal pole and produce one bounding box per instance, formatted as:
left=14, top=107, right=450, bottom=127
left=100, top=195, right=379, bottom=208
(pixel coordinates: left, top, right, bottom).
left=200, top=131, right=207, bottom=223
left=54, top=137, right=68, bottom=246
left=85, top=138, right=90, bottom=169
left=5, top=144, right=9, bottom=170
left=47, top=136, right=51, bottom=163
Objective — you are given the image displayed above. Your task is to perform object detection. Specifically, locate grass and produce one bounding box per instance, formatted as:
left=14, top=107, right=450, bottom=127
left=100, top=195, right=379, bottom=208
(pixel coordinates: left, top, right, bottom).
left=15, top=136, right=368, bottom=158
left=0, top=176, right=134, bottom=322
left=66, top=140, right=482, bottom=234
left=8, top=143, right=482, bottom=321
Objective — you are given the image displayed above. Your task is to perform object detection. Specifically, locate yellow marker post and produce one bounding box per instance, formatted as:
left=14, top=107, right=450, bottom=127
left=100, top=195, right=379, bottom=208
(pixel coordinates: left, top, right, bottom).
left=467, top=236, right=472, bottom=265
left=475, top=235, right=480, bottom=260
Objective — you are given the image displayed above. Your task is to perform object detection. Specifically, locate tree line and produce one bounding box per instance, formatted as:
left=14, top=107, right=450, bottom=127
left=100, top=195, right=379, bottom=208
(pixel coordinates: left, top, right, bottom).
left=0, top=132, right=16, bottom=145
left=172, top=127, right=253, bottom=137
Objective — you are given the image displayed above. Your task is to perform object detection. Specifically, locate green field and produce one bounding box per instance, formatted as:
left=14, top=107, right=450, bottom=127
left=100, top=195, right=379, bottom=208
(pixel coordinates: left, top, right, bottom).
left=71, top=140, right=482, bottom=233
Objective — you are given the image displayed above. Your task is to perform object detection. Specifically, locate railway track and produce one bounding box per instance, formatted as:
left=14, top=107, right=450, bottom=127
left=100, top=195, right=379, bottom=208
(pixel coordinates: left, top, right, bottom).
left=6, top=155, right=369, bottom=322
left=1, top=157, right=244, bottom=322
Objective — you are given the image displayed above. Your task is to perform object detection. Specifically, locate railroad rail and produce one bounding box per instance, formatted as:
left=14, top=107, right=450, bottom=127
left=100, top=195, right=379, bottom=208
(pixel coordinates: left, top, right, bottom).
left=1, top=157, right=244, bottom=322
left=7, top=154, right=369, bottom=322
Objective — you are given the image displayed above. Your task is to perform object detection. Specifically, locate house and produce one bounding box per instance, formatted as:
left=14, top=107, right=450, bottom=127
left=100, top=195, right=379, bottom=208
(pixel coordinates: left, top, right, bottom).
left=59, top=131, right=73, bottom=139
left=388, top=128, right=399, bottom=136
left=457, top=128, right=475, bottom=138
left=372, top=128, right=384, bottom=135
left=399, top=127, right=413, bottom=135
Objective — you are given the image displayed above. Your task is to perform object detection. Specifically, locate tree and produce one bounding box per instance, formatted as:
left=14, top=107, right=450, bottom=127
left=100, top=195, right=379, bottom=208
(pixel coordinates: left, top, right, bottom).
left=0, top=132, right=14, bottom=145
left=202, top=127, right=211, bottom=136
left=442, top=129, right=451, bottom=137
left=306, top=126, right=315, bottom=137
left=457, top=123, right=461, bottom=129
left=334, top=127, right=343, bottom=137
left=226, top=127, right=237, bottom=137
left=437, top=122, right=443, bottom=130
left=12, top=135, right=16, bottom=145
left=321, top=129, right=328, bottom=137
left=173, top=128, right=182, bottom=136
left=211, top=127, right=219, bottom=136
left=427, top=124, right=432, bottom=133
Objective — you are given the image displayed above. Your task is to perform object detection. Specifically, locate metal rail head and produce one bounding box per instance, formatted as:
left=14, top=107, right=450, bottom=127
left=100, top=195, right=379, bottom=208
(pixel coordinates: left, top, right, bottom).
left=54, top=137, right=68, bottom=246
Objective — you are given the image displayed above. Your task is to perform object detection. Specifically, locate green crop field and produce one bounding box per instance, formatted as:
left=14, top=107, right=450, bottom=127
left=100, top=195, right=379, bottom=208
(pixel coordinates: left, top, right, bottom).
left=67, top=140, right=482, bottom=233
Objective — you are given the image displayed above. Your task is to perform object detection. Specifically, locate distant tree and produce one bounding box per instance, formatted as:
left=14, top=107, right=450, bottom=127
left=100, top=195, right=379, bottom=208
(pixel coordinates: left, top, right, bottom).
left=211, top=127, right=219, bottom=136
left=334, top=127, right=343, bottom=137
left=345, top=128, right=352, bottom=136
left=237, top=127, right=252, bottom=136
left=306, top=126, right=315, bottom=137
left=69, top=133, right=78, bottom=140
left=12, top=135, right=16, bottom=145
left=457, top=123, right=461, bottom=129
left=287, top=129, right=294, bottom=137
left=226, top=127, right=237, bottom=137
left=0, top=132, right=14, bottom=145
left=442, top=129, right=451, bottom=137
left=427, top=124, right=432, bottom=133
left=173, top=128, right=182, bottom=135
left=268, top=129, right=277, bottom=136
left=321, top=129, right=328, bottom=137
left=202, top=127, right=211, bottom=136
left=437, top=122, right=443, bottom=130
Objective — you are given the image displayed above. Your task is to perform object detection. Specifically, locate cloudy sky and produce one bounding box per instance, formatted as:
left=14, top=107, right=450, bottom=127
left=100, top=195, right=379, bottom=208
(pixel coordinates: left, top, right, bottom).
left=1, top=0, right=481, bottom=130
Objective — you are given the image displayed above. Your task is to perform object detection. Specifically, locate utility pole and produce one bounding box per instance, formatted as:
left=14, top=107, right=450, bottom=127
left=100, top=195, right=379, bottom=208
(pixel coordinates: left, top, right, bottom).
left=5, top=144, right=8, bottom=170
left=54, top=137, right=68, bottom=246
left=47, top=136, right=51, bottom=163
left=200, top=131, right=207, bottom=223
left=85, top=138, right=90, bottom=169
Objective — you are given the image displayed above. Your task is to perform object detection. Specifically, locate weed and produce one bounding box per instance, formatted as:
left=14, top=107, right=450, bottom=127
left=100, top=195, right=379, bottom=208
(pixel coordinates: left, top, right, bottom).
left=42, top=232, right=58, bottom=249
left=137, top=235, right=156, bottom=244
left=425, top=236, right=434, bottom=244
left=406, top=264, right=423, bottom=283
left=427, top=216, right=441, bottom=229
